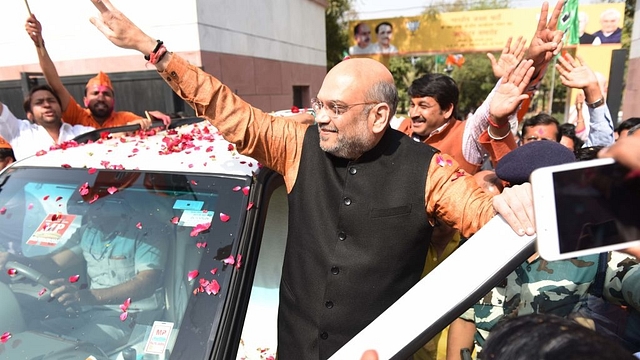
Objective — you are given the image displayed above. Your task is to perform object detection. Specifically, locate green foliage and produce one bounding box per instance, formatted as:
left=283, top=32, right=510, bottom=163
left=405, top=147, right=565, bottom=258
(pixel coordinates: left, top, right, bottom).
left=325, top=0, right=352, bottom=70
left=449, top=53, right=496, bottom=116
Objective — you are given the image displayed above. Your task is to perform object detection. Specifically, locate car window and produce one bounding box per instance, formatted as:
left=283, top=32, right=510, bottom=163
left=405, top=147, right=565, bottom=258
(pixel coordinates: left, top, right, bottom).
left=0, top=167, right=253, bottom=360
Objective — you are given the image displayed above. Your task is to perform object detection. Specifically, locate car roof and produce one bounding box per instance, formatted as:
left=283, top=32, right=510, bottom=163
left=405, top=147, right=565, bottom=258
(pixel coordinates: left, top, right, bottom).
left=13, top=118, right=259, bottom=177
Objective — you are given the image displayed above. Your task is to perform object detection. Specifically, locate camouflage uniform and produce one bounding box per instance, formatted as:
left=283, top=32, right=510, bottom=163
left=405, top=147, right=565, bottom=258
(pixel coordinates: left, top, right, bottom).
left=461, top=251, right=640, bottom=350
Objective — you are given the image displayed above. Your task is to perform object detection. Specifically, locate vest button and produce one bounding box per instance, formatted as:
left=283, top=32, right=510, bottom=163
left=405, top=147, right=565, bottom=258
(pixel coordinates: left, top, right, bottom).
left=343, top=197, right=352, bottom=206
left=325, top=301, right=334, bottom=309
left=349, top=167, right=357, bottom=175
left=338, top=232, right=347, bottom=241
left=331, top=266, right=340, bottom=275
left=320, top=332, right=328, bottom=340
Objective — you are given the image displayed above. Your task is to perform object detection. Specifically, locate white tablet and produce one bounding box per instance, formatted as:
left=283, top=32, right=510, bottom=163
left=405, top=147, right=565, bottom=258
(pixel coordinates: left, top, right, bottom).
left=531, top=157, right=640, bottom=261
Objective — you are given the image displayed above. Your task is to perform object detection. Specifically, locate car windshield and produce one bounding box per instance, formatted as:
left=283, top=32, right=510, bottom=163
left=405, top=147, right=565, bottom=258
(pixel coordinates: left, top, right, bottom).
left=0, top=166, right=252, bottom=360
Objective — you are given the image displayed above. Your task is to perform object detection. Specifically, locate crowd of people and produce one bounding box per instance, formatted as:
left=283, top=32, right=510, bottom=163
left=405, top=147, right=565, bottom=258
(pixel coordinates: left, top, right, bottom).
left=1, top=0, right=639, bottom=359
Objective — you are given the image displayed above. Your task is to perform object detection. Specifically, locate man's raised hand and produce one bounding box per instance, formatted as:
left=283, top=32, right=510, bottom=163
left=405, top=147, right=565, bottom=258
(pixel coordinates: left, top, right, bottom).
left=89, top=0, right=157, bottom=55
left=487, top=36, right=527, bottom=79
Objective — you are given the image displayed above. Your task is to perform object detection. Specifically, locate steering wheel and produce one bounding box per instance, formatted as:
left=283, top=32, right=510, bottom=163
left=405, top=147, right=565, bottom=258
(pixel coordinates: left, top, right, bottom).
left=4, top=260, right=81, bottom=315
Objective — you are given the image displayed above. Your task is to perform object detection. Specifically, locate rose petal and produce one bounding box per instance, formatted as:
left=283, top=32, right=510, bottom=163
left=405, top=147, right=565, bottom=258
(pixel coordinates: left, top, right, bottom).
left=0, top=207, right=6, bottom=215
left=38, top=288, right=47, bottom=296
left=436, top=155, right=445, bottom=167
left=170, top=216, right=179, bottom=225
left=227, top=144, right=234, bottom=151
left=190, top=180, right=198, bottom=185
left=205, top=280, right=221, bottom=295
left=235, top=254, right=243, bottom=270
left=210, top=268, right=218, bottom=275
left=119, top=312, right=128, bottom=322
left=1, top=332, right=11, bottom=343
left=247, top=202, right=254, bottom=210
left=219, top=213, right=230, bottom=222
left=107, top=186, right=118, bottom=194
left=27, top=203, right=34, bottom=210
left=88, top=168, right=97, bottom=174
left=136, top=222, right=142, bottom=229
left=242, top=186, right=250, bottom=196
left=89, top=194, right=100, bottom=204
left=68, top=275, right=80, bottom=283
left=123, top=297, right=131, bottom=308
left=55, top=196, right=63, bottom=202
left=222, top=255, right=235, bottom=265
left=43, top=195, right=50, bottom=200
left=196, top=242, right=207, bottom=249
left=61, top=164, right=71, bottom=168
left=190, top=222, right=211, bottom=237
left=232, top=186, right=241, bottom=192
left=187, top=269, right=199, bottom=281
left=7, top=268, right=17, bottom=276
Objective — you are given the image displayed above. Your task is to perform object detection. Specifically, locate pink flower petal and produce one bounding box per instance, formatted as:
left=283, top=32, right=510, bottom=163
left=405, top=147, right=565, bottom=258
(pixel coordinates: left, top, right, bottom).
left=219, top=213, right=230, bottom=222
left=187, top=269, right=199, bottom=281
left=190, top=180, right=198, bottom=185
left=222, top=255, right=235, bottom=265
left=227, top=144, right=235, bottom=151
left=35, top=150, right=47, bottom=156
left=235, top=254, right=243, bottom=270
left=1, top=332, right=11, bottom=343
left=27, top=203, right=34, bottom=210
left=7, top=268, right=17, bottom=276
left=89, top=194, right=100, bottom=204
left=452, top=170, right=466, bottom=181
left=43, top=195, right=50, bottom=200
left=247, top=202, right=254, bottom=210
left=55, top=196, right=63, bottom=202
left=170, top=216, right=179, bottom=224
left=68, top=275, right=80, bottom=283
left=196, top=242, right=207, bottom=249
left=38, top=288, right=47, bottom=296
left=119, top=312, right=128, bottom=322
left=107, top=186, right=118, bottom=194
left=136, top=222, right=143, bottom=229
left=232, top=186, right=241, bottom=192
left=210, top=268, right=218, bottom=275
left=123, top=297, right=131, bottom=308
left=0, top=207, right=6, bottom=215
left=190, top=222, right=211, bottom=237
left=88, top=168, right=97, bottom=174
left=436, top=155, right=445, bottom=167
left=61, top=164, right=71, bottom=168
left=205, top=279, right=221, bottom=295
left=79, top=182, right=90, bottom=196
left=242, top=186, right=250, bottom=196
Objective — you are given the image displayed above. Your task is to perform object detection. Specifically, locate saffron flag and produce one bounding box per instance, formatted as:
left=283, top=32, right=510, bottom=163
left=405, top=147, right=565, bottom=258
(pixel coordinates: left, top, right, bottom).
left=558, top=0, right=579, bottom=46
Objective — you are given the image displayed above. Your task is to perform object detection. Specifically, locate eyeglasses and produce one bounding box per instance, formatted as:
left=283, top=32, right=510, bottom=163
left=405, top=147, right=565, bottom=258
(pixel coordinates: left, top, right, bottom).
left=311, top=98, right=379, bottom=120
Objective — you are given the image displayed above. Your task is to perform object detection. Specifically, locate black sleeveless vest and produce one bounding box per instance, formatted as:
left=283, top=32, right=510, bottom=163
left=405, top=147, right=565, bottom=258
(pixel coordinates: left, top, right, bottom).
left=277, top=126, right=437, bottom=359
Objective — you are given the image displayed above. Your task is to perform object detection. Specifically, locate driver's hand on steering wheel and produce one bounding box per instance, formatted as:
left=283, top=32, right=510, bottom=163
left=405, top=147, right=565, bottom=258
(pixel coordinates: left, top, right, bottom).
left=49, top=278, right=92, bottom=306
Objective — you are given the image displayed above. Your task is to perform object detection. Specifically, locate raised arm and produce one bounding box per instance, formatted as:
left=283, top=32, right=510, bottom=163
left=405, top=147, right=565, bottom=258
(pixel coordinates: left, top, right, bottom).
left=25, top=15, right=73, bottom=112
left=556, top=54, right=614, bottom=147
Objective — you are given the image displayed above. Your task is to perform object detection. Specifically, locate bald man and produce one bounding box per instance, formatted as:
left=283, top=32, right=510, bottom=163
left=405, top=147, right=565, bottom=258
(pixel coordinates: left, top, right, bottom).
left=87, top=1, right=538, bottom=357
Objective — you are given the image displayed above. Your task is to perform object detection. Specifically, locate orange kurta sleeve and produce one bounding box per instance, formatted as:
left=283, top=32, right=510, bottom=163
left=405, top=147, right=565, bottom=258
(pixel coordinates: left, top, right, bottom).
left=425, top=153, right=495, bottom=239
left=158, top=54, right=308, bottom=193
left=478, top=129, right=517, bottom=168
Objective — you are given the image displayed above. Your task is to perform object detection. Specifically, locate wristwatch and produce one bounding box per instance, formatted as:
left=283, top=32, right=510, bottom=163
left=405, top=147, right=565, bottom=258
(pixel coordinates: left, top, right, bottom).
left=586, top=97, right=605, bottom=109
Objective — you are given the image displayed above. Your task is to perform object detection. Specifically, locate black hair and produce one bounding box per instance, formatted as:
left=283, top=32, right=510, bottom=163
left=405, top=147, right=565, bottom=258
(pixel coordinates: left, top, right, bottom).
left=0, top=148, right=15, bottom=162
left=408, top=74, right=459, bottom=118
left=22, top=84, right=62, bottom=114
left=354, top=22, right=368, bottom=36
left=521, top=113, right=561, bottom=142
left=480, top=313, right=636, bottom=360
left=616, top=117, right=640, bottom=134
left=375, top=21, right=393, bottom=34
left=559, top=123, right=584, bottom=151
left=574, top=146, right=604, bottom=161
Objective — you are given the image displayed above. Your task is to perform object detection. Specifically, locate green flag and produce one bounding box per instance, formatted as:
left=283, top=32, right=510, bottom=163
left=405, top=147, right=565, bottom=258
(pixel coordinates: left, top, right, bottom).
left=558, top=0, right=579, bottom=46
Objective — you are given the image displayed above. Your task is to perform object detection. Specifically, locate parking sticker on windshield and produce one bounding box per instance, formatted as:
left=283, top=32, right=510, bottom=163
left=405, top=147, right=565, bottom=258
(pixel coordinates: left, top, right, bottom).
left=144, top=321, right=174, bottom=355
left=173, top=200, right=204, bottom=211
left=178, top=210, right=214, bottom=227
left=26, top=214, right=76, bottom=247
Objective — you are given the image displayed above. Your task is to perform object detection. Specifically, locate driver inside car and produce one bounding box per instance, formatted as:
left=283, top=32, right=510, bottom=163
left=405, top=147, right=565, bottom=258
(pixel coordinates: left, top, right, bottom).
left=0, top=194, right=168, bottom=351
